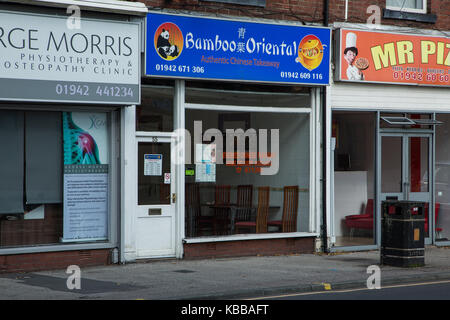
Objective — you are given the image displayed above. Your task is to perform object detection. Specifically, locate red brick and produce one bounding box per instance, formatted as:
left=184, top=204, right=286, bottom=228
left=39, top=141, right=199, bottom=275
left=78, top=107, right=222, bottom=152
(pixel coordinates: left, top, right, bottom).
left=139, top=0, right=448, bottom=30
left=183, top=237, right=315, bottom=259
left=0, top=249, right=111, bottom=273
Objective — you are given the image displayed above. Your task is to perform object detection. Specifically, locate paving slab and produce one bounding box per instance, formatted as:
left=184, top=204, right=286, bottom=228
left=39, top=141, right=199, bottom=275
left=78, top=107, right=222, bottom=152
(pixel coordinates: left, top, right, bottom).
left=0, top=246, right=449, bottom=300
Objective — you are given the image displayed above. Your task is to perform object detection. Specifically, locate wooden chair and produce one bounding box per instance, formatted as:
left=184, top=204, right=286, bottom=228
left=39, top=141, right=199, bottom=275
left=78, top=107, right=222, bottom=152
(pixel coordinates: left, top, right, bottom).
left=235, top=186, right=270, bottom=234
left=235, top=185, right=253, bottom=222
left=268, top=186, right=299, bottom=232
left=212, top=185, right=231, bottom=235
left=185, top=183, right=211, bottom=237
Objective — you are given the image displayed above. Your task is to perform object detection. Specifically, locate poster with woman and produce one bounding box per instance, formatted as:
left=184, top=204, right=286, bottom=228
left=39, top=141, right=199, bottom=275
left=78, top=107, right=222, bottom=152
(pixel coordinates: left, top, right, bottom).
left=62, top=112, right=109, bottom=242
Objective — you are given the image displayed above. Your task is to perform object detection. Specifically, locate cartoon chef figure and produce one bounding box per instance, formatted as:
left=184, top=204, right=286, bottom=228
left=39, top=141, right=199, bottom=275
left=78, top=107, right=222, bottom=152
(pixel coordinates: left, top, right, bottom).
left=344, top=32, right=364, bottom=81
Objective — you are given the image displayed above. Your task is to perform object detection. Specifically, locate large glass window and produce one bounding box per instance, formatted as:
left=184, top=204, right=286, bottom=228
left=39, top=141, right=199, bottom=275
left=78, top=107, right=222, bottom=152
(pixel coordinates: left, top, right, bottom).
left=184, top=87, right=310, bottom=238
left=332, top=111, right=376, bottom=247
left=0, top=110, right=111, bottom=248
left=136, top=86, right=174, bottom=132
left=434, top=114, right=450, bottom=242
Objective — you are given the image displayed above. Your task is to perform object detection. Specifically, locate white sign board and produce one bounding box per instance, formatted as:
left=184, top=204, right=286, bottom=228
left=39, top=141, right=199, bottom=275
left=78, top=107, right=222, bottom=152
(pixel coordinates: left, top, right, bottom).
left=0, top=10, right=140, bottom=104
left=62, top=172, right=108, bottom=241
left=164, top=172, right=171, bottom=184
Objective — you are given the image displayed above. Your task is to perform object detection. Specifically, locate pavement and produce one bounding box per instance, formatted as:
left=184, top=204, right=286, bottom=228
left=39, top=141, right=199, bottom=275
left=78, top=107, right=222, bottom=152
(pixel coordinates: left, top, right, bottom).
left=0, top=245, right=450, bottom=300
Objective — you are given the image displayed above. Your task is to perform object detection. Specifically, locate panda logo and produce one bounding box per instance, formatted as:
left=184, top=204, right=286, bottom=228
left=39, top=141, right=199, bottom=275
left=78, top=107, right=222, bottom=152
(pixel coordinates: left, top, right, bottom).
left=154, top=23, right=183, bottom=61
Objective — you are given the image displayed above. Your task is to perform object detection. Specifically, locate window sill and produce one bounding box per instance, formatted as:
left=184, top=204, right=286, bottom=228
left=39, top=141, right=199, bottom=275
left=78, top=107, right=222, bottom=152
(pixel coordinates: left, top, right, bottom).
left=183, top=232, right=319, bottom=244
left=383, top=9, right=437, bottom=23
left=0, top=242, right=115, bottom=255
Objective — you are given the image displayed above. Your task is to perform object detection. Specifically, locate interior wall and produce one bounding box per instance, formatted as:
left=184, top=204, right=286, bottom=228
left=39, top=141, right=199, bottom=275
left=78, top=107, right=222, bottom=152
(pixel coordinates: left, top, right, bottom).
left=332, top=111, right=375, bottom=237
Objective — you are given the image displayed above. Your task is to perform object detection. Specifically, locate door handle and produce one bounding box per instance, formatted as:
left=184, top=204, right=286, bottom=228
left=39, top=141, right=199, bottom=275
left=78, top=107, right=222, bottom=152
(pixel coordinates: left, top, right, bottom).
left=172, top=193, right=176, bottom=203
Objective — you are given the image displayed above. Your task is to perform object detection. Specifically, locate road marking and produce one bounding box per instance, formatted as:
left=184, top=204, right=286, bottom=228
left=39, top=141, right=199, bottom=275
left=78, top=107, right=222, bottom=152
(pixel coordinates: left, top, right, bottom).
left=245, top=279, right=450, bottom=300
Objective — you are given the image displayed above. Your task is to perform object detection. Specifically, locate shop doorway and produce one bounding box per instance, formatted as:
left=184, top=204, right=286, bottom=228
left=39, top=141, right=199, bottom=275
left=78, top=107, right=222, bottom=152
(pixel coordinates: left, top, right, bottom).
left=330, top=111, right=439, bottom=250
left=380, top=133, right=432, bottom=244
left=136, top=136, right=176, bottom=258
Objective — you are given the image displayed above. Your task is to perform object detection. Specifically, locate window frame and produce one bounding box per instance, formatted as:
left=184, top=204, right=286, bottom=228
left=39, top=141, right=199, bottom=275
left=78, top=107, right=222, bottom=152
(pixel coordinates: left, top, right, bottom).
left=0, top=105, right=119, bottom=255
left=386, top=0, right=427, bottom=14
left=201, top=0, right=266, bottom=7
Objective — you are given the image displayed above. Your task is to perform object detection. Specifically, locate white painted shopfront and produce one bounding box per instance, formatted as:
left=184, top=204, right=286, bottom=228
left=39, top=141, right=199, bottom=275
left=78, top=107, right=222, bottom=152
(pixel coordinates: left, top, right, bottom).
left=327, top=24, right=450, bottom=251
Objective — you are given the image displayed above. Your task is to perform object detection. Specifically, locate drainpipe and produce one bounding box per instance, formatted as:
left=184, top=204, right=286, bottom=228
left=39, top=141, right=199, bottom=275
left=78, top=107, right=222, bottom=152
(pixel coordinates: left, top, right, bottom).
left=321, top=0, right=329, bottom=254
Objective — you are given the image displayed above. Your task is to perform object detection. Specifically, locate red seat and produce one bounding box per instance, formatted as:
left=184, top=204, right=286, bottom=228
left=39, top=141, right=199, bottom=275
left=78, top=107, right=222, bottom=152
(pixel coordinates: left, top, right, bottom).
left=425, top=202, right=442, bottom=234
left=345, top=201, right=443, bottom=235
left=345, top=199, right=374, bottom=231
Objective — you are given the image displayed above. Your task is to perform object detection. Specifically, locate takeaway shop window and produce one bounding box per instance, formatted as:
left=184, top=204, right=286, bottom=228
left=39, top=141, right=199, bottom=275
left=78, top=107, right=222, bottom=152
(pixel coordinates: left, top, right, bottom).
left=184, top=109, right=310, bottom=238
left=185, top=82, right=310, bottom=108
left=0, top=110, right=110, bottom=248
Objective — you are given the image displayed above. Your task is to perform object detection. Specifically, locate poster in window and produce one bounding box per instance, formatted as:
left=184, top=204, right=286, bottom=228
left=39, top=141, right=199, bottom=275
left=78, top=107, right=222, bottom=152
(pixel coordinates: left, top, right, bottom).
left=195, top=144, right=216, bottom=183
left=62, top=112, right=109, bottom=242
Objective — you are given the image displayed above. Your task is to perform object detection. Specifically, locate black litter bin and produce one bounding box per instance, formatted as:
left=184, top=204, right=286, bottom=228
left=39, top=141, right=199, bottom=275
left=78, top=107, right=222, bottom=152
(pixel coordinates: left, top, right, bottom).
left=381, top=200, right=425, bottom=267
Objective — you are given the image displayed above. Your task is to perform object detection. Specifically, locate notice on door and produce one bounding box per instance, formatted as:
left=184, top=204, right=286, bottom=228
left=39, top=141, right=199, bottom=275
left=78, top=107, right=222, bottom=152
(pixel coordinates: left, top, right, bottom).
left=144, top=154, right=162, bottom=176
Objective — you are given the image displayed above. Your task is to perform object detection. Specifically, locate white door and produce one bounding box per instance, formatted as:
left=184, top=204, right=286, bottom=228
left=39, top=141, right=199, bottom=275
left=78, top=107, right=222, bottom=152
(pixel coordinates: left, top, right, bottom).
left=136, top=136, right=176, bottom=258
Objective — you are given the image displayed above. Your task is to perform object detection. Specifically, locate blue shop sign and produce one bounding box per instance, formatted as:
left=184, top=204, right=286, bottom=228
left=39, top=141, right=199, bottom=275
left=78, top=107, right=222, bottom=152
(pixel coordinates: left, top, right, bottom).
left=146, top=12, right=331, bottom=85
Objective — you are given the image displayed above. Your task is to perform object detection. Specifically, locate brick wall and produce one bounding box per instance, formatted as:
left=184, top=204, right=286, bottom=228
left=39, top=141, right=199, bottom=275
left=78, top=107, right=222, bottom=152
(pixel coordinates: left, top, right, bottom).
left=183, top=237, right=315, bottom=259
left=0, top=249, right=112, bottom=273
left=142, top=0, right=324, bottom=23
left=329, top=0, right=449, bottom=30
left=139, top=0, right=449, bottom=30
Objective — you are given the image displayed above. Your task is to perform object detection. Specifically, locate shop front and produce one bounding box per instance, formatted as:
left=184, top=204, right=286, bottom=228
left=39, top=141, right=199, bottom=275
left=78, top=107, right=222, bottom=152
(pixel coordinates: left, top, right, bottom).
left=328, top=26, right=450, bottom=251
left=0, top=0, right=145, bottom=271
left=121, top=11, right=331, bottom=261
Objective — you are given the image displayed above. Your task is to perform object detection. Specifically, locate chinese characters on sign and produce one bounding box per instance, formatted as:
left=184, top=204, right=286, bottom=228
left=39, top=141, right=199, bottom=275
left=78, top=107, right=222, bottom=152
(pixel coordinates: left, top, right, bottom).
left=146, top=12, right=331, bottom=85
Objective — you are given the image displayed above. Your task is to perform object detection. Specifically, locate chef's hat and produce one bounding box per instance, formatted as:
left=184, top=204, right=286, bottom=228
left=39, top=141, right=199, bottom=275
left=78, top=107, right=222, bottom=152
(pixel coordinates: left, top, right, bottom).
left=346, top=32, right=357, bottom=48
